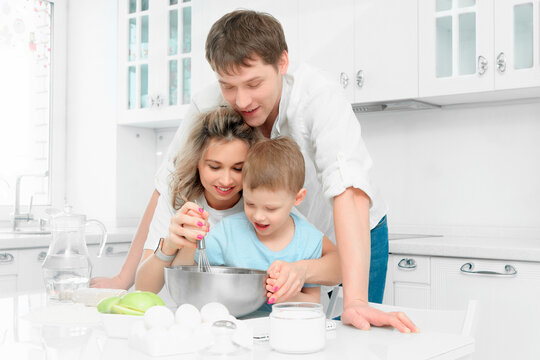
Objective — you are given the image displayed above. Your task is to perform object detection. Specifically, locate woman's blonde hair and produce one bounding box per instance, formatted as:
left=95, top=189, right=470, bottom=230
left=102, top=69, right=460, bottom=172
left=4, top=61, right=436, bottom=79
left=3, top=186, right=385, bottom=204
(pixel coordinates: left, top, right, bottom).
left=170, top=107, right=261, bottom=210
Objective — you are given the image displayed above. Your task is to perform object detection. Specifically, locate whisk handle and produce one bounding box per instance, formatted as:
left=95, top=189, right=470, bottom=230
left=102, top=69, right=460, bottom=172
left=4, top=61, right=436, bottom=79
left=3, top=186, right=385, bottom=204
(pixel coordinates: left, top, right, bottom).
left=198, top=237, right=206, bottom=250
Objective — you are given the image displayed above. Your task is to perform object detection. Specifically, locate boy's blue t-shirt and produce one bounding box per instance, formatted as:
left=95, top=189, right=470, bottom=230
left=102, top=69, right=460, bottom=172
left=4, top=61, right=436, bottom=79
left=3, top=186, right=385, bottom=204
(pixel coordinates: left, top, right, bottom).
left=196, top=212, right=323, bottom=312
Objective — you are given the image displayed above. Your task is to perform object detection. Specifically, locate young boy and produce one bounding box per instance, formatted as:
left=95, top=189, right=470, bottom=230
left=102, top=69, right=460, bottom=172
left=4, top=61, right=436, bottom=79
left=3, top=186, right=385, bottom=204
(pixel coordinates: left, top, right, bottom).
left=200, top=137, right=326, bottom=307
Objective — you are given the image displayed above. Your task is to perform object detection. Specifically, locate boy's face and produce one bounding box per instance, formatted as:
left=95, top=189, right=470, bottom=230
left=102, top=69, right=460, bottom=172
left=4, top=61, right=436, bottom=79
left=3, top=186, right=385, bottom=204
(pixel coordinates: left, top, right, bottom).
left=217, top=52, right=289, bottom=135
left=243, top=186, right=305, bottom=240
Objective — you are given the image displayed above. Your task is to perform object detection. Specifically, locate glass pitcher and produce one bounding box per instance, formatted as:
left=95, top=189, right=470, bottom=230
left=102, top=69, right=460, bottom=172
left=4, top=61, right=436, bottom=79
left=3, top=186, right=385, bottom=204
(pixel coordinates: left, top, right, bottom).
left=42, top=205, right=107, bottom=302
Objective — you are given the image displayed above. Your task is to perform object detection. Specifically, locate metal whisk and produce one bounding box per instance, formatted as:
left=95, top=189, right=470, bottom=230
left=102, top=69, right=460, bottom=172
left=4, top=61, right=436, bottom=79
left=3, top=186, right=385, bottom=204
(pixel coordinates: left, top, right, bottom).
left=197, top=237, right=212, bottom=273
left=181, top=194, right=212, bottom=273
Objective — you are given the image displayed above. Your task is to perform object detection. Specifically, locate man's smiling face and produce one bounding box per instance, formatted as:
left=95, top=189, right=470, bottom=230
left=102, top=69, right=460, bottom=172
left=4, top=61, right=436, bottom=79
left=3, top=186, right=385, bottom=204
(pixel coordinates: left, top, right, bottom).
left=217, top=52, right=288, bottom=135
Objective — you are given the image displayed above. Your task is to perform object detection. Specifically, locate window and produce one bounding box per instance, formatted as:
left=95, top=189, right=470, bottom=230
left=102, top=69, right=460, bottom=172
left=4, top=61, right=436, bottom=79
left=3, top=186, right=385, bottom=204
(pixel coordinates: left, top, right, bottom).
left=0, top=0, right=65, bottom=222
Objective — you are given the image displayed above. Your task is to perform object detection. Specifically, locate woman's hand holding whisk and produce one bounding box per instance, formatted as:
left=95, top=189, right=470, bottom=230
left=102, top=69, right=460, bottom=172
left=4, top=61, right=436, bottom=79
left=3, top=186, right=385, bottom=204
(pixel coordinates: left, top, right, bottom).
left=167, top=201, right=210, bottom=250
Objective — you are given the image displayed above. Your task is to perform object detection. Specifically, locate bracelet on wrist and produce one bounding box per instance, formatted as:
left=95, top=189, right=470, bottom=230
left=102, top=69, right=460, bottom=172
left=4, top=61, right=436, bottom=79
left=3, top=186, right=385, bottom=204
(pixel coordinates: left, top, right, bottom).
left=154, top=238, right=178, bottom=262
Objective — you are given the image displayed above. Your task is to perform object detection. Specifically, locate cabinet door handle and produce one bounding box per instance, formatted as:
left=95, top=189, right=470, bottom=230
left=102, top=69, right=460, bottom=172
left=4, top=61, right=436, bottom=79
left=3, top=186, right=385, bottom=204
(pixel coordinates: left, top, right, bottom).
left=37, top=251, right=47, bottom=262
left=397, top=258, right=417, bottom=270
left=339, top=72, right=349, bottom=89
left=150, top=94, right=164, bottom=108
left=460, top=262, right=517, bottom=276
left=477, top=55, right=488, bottom=75
left=356, top=70, right=364, bottom=88
left=496, top=52, right=506, bottom=73
left=105, top=246, right=129, bottom=257
left=0, top=253, right=15, bottom=264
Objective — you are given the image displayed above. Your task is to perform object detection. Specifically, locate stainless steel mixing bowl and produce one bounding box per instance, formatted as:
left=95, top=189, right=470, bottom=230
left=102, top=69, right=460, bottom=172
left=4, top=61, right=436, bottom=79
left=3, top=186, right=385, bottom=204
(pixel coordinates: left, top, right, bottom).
left=164, top=265, right=268, bottom=317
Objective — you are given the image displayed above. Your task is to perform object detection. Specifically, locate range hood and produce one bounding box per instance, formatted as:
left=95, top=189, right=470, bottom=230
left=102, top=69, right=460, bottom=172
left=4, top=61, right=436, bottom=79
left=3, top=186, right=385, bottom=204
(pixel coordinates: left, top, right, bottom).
left=352, top=99, right=440, bottom=113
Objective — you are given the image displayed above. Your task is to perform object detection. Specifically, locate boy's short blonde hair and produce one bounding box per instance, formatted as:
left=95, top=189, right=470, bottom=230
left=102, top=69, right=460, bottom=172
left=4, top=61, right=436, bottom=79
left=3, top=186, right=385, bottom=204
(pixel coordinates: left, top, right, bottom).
left=242, top=137, right=305, bottom=195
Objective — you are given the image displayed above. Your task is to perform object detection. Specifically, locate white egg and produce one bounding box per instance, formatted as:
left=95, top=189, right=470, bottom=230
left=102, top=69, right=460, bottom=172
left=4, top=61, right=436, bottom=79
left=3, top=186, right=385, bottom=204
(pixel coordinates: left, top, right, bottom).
left=175, top=303, right=201, bottom=329
left=169, top=323, right=193, bottom=341
left=200, top=302, right=229, bottom=324
left=144, top=306, right=175, bottom=329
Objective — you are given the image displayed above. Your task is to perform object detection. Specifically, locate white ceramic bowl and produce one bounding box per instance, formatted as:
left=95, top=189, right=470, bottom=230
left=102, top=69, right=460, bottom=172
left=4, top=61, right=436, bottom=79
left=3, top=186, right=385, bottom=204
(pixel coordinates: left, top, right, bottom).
left=100, top=313, right=144, bottom=338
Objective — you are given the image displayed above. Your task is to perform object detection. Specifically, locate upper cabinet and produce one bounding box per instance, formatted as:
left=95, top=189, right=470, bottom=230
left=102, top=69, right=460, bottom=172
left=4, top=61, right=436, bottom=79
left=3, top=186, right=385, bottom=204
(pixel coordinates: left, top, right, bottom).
left=117, top=0, right=195, bottom=127
left=495, top=0, right=540, bottom=90
left=419, top=0, right=540, bottom=98
left=298, top=0, right=418, bottom=104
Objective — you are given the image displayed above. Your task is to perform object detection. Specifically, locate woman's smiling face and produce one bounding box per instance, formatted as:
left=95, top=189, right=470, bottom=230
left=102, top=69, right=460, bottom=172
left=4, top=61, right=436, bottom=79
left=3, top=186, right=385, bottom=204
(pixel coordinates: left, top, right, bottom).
left=198, top=138, right=249, bottom=210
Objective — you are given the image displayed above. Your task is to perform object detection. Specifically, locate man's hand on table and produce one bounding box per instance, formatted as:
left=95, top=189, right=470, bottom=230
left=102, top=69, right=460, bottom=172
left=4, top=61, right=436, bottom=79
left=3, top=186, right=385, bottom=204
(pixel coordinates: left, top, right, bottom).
left=341, top=300, right=419, bottom=333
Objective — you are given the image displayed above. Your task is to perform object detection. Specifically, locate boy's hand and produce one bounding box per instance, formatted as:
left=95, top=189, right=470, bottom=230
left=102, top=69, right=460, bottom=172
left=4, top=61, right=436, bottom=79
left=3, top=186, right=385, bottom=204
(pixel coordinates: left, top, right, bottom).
left=265, top=260, right=308, bottom=304
left=168, top=202, right=210, bottom=249
left=341, top=300, right=419, bottom=333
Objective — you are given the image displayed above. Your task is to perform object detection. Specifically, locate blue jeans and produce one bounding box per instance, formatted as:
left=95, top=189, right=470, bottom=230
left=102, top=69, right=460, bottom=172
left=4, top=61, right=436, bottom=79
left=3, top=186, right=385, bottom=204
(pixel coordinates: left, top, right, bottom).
left=368, top=215, right=388, bottom=303
left=331, top=215, right=388, bottom=310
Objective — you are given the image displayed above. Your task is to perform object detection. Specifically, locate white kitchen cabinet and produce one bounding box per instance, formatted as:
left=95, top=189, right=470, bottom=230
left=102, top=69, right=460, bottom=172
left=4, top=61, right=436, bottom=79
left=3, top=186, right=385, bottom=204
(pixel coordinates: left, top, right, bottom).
left=0, top=251, right=18, bottom=294
left=117, top=0, right=195, bottom=127
left=88, top=243, right=131, bottom=278
left=419, top=0, right=540, bottom=98
left=17, top=248, right=48, bottom=292
left=383, top=254, right=431, bottom=309
left=494, top=0, right=540, bottom=89
left=298, top=0, right=418, bottom=104
left=297, top=0, right=355, bottom=102
left=385, top=252, right=540, bottom=359
left=431, top=256, right=540, bottom=360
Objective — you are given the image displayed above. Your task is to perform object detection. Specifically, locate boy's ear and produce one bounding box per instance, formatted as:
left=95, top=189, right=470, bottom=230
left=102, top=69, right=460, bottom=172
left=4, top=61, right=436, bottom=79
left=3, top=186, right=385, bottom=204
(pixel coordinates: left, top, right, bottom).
left=294, top=188, right=307, bottom=206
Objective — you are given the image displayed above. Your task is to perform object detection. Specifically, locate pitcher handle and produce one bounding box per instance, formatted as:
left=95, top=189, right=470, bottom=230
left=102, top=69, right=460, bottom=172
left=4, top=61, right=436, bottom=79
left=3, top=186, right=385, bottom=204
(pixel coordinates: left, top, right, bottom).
left=86, top=219, right=108, bottom=257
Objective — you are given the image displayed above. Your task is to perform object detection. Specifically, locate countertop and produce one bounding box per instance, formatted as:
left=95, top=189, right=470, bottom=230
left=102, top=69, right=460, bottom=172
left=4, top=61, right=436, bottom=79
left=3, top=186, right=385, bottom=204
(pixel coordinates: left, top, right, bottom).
left=3, top=229, right=540, bottom=263
left=0, top=227, right=135, bottom=250
left=389, top=234, right=540, bottom=262
left=1, top=291, right=474, bottom=360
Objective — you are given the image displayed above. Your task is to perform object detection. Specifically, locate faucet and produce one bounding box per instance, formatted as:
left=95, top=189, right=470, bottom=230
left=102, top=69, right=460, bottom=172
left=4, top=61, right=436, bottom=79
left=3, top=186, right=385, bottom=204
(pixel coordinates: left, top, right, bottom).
left=12, top=171, right=49, bottom=231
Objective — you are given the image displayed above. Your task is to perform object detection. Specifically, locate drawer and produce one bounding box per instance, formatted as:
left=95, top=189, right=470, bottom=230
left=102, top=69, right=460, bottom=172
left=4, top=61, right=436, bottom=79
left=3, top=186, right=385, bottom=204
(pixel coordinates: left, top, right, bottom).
left=390, top=254, right=430, bottom=284
left=0, top=250, right=18, bottom=275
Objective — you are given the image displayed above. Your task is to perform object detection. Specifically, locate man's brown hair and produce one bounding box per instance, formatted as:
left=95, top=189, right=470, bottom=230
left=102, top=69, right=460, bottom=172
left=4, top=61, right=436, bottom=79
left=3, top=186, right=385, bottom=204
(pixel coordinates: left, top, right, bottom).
left=205, top=10, right=288, bottom=75
left=242, top=137, right=305, bottom=195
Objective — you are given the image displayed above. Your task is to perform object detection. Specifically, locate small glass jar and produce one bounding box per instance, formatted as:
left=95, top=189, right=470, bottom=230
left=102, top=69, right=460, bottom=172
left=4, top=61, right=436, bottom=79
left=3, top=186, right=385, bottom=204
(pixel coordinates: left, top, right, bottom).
left=269, top=302, right=325, bottom=354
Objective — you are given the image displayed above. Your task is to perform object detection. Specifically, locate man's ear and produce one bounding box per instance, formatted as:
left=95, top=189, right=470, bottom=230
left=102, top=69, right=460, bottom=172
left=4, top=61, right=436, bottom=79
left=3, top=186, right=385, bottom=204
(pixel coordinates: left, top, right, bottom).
left=294, top=188, right=307, bottom=206
left=278, top=50, right=289, bottom=75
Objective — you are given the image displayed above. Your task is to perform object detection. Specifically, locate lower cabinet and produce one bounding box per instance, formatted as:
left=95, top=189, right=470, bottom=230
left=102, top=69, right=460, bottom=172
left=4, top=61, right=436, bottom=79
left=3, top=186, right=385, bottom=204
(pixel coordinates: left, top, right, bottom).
left=0, top=250, right=19, bottom=294
left=385, top=253, right=540, bottom=360
left=383, top=254, right=431, bottom=309
left=431, top=256, right=540, bottom=360
left=17, top=248, right=48, bottom=292
left=88, top=243, right=131, bottom=278
left=2, top=242, right=132, bottom=294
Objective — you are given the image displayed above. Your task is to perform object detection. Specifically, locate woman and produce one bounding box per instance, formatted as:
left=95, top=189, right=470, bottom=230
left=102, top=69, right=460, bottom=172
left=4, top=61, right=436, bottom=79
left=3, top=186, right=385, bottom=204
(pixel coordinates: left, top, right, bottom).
left=135, top=107, right=341, bottom=299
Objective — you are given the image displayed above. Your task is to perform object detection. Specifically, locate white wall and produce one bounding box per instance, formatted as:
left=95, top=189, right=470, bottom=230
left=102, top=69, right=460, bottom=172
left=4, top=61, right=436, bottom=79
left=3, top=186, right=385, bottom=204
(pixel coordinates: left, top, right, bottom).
left=65, top=0, right=159, bottom=227
left=359, top=100, right=540, bottom=238
left=66, top=0, right=118, bottom=223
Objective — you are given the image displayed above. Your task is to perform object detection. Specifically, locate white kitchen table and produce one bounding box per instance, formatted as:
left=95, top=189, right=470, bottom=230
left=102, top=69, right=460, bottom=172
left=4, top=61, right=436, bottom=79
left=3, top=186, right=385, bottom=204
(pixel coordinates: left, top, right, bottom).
left=0, top=291, right=474, bottom=360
